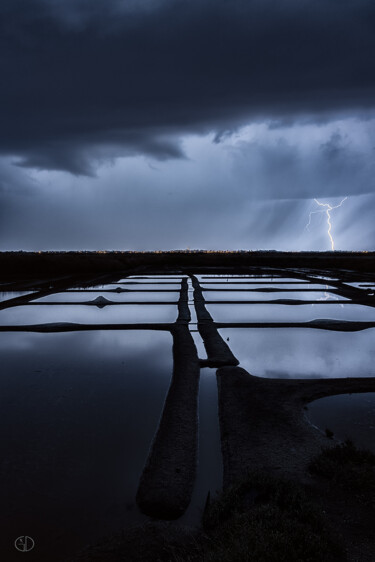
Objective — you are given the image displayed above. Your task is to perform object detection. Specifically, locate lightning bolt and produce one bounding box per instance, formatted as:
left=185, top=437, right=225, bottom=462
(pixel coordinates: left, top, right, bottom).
left=315, top=284, right=344, bottom=306
left=306, top=197, right=347, bottom=251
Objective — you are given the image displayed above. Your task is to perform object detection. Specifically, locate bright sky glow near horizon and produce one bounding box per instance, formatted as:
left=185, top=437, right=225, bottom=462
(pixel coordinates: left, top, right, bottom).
left=1, top=1, right=375, bottom=251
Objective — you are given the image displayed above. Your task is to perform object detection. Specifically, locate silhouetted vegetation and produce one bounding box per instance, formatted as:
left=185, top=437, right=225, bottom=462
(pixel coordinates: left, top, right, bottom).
left=72, top=471, right=344, bottom=562
left=194, top=471, right=343, bottom=562
left=325, top=427, right=334, bottom=439
left=309, top=440, right=375, bottom=501
left=1, top=250, right=375, bottom=282
left=71, top=442, right=375, bottom=561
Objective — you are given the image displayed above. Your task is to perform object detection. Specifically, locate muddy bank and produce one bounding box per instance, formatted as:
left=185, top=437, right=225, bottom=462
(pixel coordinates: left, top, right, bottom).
left=191, top=276, right=239, bottom=367
left=215, top=319, right=375, bottom=331
left=216, top=366, right=375, bottom=488
left=136, top=281, right=200, bottom=519
left=0, top=322, right=174, bottom=332
left=69, top=364, right=375, bottom=561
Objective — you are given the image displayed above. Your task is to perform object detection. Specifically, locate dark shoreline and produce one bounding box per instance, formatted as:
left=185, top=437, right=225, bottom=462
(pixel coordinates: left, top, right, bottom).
left=2, top=256, right=375, bottom=560
left=1, top=250, right=375, bottom=281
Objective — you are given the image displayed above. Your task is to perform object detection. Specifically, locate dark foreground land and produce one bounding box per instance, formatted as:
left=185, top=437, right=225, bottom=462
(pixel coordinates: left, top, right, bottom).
left=1, top=250, right=375, bottom=282
left=72, top=442, right=375, bottom=562
left=1, top=251, right=375, bottom=561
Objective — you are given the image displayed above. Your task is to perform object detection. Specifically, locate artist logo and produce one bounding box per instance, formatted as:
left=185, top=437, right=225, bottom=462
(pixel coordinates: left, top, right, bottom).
left=14, top=536, right=35, bottom=553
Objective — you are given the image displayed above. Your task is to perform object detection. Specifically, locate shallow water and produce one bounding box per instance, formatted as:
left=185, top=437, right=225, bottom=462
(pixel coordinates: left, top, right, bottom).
left=204, top=290, right=349, bottom=302
left=198, top=276, right=306, bottom=282
left=0, top=330, right=173, bottom=559
left=34, top=291, right=180, bottom=303
left=0, top=304, right=177, bottom=325
left=346, top=282, right=374, bottom=289
left=180, top=368, right=222, bottom=525
left=1, top=270, right=375, bottom=560
left=67, top=283, right=182, bottom=291
left=307, top=393, right=375, bottom=452
left=201, top=283, right=332, bottom=291
left=219, top=327, right=375, bottom=379
left=125, top=276, right=186, bottom=280
left=207, top=303, right=375, bottom=323
left=0, top=291, right=36, bottom=302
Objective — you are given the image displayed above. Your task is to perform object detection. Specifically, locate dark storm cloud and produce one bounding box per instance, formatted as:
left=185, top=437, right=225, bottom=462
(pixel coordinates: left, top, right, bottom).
left=1, top=0, right=375, bottom=174
left=230, top=127, right=375, bottom=199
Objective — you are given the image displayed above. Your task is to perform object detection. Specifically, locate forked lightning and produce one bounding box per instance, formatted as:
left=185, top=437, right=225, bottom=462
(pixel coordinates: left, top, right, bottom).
left=306, top=197, right=347, bottom=251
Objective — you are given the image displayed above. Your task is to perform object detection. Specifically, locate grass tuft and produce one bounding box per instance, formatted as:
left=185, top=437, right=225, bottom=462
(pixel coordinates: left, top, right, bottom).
left=197, top=471, right=343, bottom=562
left=309, top=440, right=375, bottom=499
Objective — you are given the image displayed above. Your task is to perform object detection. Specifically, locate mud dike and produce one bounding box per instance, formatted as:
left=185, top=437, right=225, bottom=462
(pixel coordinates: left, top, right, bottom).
left=136, top=276, right=239, bottom=519
left=2, top=268, right=374, bottom=522
left=135, top=274, right=375, bottom=519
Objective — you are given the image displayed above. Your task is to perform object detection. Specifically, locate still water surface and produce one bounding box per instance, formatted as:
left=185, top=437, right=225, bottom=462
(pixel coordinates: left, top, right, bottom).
left=1, top=272, right=374, bottom=560
left=219, top=328, right=375, bottom=379
left=208, top=303, right=375, bottom=322
left=307, top=393, right=375, bottom=453
left=0, top=304, right=177, bottom=325
left=0, top=330, right=173, bottom=558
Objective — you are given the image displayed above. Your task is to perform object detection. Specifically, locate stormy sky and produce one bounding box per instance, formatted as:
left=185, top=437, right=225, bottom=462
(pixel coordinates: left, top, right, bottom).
left=1, top=0, right=375, bottom=251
